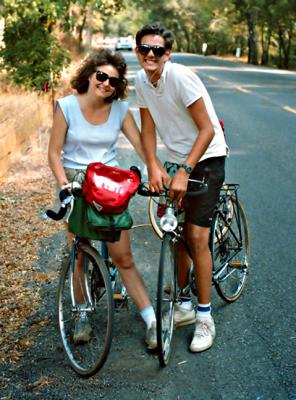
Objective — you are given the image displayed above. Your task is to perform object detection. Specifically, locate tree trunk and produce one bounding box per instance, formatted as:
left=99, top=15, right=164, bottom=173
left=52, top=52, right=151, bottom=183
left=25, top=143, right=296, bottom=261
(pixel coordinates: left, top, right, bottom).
left=246, top=10, right=259, bottom=65
left=260, top=25, right=272, bottom=66
left=183, top=27, right=191, bottom=53
left=85, top=6, right=93, bottom=52
left=78, top=8, right=88, bottom=52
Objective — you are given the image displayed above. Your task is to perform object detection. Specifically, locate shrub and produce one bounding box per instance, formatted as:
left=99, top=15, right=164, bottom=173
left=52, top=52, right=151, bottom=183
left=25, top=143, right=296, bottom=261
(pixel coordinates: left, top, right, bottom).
left=0, top=17, right=70, bottom=91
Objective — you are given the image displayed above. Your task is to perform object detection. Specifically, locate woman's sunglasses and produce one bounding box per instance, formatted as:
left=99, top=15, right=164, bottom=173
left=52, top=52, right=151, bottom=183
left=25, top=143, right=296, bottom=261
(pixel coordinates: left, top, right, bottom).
left=95, top=70, right=120, bottom=88
left=137, top=44, right=166, bottom=57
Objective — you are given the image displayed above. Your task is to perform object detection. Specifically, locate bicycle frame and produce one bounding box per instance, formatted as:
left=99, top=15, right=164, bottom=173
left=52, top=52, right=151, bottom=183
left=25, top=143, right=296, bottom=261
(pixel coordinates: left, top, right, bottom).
left=212, top=184, right=245, bottom=283
left=218, top=184, right=242, bottom=246
left=159, top=183, right=245, bottom=288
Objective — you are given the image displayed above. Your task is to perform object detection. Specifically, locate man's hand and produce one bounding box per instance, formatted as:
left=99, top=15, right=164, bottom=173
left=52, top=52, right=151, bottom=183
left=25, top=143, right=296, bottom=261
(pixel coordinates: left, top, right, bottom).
left=169, top=168, right=190, bottom=204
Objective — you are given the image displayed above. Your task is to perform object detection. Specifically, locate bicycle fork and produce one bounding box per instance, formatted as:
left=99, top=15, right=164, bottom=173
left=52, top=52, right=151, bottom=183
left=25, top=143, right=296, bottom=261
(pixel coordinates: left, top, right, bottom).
left=70, top=239, right=94, bottom=313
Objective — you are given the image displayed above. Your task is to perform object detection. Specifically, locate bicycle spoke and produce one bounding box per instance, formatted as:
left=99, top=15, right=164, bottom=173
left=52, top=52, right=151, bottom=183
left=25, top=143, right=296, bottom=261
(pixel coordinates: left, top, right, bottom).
left=57, top=245, right=114, bottom=377
left=211, top=197, right=250, bottom=302
left=157, top=234, right=176, bottom=367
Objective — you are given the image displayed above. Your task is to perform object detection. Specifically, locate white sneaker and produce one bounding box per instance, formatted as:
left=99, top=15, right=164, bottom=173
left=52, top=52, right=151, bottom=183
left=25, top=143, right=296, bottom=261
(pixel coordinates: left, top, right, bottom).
left=145, top=321, right=157, bottom=350
left=174, top=303, right=196, bottom=328
left=190, top=316, right=216, bottom=352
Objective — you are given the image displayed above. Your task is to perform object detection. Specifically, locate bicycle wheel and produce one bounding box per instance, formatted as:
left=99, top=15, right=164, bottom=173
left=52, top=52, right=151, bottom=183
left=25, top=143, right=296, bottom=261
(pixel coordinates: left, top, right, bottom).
left=210, top=198, right=250, bottom=302
left=148, top=196, right=163, bottom=239
left=157, top=233, right=177, bottom=366
left=57, top=243, right=114, bottom=377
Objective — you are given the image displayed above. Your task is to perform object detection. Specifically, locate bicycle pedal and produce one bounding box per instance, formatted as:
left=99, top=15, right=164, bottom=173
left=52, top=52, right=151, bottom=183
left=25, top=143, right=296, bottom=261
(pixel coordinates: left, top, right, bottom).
left=229, top=261, right=242, bottom=268
left=113, top=293, right=127, bottom=300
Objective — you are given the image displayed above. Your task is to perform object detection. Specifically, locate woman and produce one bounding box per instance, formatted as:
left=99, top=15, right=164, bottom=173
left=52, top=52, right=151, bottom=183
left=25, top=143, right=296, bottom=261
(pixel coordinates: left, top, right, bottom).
left=48, top=49, right=156, bottom=349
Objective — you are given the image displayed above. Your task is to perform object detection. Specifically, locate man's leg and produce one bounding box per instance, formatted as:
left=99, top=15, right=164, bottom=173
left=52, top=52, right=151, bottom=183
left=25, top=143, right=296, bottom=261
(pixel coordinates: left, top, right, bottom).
left=185, top=223, right=216, bottom=352
left=185, top=223, right=212, bottom=303
left=174, top=240, right=196, bottom=327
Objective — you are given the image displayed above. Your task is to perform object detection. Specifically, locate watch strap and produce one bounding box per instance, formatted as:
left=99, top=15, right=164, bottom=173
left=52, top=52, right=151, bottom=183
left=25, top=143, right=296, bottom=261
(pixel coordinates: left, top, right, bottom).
left=180, top=164, right=193, bottom=174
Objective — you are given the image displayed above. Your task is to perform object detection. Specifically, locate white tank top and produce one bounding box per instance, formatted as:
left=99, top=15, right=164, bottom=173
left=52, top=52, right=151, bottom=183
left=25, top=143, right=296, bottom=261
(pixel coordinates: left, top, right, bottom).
left=57, top=94, right=129, bottom=169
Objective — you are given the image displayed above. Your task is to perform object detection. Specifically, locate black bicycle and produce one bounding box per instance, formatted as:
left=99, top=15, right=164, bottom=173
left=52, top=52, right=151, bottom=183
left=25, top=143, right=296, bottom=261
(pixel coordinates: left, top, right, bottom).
left=139, top=179, right=250, bottom=366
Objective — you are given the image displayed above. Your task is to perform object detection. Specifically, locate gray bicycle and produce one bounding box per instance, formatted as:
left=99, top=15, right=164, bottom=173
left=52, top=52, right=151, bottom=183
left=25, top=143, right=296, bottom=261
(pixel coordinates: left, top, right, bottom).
left=139, top=179, right=250, bottom=366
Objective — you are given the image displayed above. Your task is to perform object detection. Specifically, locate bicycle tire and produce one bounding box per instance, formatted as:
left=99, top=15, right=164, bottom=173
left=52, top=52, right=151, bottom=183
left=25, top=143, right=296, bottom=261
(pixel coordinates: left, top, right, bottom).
left=57, top=243, right=114, bottom=377
left=210, top=198, right=250, bottom=302
left=148, top=184, right=233, bottom=242
left=156, top=233, right=177, bottom=367
left=148, top=196, right=163, bottom=239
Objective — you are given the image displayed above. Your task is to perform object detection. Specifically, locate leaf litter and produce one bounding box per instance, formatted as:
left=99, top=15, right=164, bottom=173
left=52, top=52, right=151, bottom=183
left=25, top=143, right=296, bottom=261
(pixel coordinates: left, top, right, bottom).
left=0, top=137, right=61, bottom=364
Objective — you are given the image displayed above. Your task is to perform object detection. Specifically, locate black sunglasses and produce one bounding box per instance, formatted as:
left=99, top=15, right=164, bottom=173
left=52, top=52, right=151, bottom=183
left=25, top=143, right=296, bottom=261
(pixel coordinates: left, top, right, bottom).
left=137, top=44, right=166, bottom=57
left=95, top=70, right=120, bottom=88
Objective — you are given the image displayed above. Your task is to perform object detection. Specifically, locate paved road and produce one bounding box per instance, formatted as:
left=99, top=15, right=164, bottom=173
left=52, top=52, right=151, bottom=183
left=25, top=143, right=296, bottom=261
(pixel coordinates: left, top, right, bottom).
left=1, top=54, right=295, bottom=400
left=122, top=53, right=296, bottom=399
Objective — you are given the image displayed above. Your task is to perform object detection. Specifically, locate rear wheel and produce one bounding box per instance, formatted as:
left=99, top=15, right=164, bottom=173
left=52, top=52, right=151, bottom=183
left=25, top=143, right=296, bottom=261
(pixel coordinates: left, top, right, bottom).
left=210, top=198, right=250, bottom=302
left=57, top=243, right=114, bottom=377
left=156, top=233, right=177, bottom=367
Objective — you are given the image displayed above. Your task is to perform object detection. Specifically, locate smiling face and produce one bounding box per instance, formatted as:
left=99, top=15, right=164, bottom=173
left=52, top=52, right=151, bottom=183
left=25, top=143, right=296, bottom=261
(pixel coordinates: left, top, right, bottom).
left=88, top=64, right=119, bottom=100
left=136, top=34, right=171, bottom=82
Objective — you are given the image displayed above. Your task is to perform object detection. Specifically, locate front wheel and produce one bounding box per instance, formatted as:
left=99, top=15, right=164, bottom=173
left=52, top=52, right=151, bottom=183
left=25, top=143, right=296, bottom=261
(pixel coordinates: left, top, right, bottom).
left=156, top=233, right=177, bottom=367
left=210, top=198, right=250, bottom=302
left=148, top=196, right=164, bottom=239
left=57, top=243, right=114, bottom=377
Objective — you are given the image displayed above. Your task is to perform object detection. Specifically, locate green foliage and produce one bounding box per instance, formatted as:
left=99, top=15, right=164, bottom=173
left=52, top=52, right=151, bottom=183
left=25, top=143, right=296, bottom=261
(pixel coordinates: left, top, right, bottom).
left=1, top=17, right=70, bottom=90
left=0, top=0, right=72, bottom=90
left=0, top=0, right=295, bottom=74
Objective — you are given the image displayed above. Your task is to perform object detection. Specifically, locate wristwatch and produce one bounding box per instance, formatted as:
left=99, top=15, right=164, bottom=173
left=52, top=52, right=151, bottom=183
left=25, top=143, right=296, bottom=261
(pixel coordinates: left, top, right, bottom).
left=180, top=164, right=193, bottom=174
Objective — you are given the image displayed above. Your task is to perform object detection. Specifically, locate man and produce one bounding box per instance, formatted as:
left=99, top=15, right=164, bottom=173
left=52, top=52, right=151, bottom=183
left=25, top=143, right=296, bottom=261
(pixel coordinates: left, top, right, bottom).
left=134, top=22, right=228, bottom=352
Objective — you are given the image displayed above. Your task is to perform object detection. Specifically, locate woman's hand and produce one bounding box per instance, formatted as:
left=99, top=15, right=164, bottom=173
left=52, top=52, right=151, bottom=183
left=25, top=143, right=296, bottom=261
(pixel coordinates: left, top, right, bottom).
left=148, top=164, right=171, bottom=193
left=61, top=182, right=72, bottom=193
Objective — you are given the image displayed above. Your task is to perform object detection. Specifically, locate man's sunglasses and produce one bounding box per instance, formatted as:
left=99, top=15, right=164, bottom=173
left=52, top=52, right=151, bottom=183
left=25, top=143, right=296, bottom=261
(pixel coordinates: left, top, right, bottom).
left=137, top=44, right=166, bottom=57
left=95, top=70, right=120, bottom=88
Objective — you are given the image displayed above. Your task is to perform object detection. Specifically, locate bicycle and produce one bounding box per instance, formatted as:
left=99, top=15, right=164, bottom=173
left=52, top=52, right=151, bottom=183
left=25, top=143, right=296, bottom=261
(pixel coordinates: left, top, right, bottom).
left=138, top=178, right=250, bottom=367
left=46, top=184, right=129, bottom=377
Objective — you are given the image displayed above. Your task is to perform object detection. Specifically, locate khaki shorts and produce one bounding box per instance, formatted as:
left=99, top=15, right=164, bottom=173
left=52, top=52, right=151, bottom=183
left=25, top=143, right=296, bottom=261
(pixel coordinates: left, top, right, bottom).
left=53, top=168, right=86, bottom=220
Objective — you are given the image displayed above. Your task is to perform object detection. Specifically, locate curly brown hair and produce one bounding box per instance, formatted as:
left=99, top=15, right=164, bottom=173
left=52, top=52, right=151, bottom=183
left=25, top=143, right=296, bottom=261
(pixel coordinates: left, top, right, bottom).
left=70, top=49, right=128, bottom=102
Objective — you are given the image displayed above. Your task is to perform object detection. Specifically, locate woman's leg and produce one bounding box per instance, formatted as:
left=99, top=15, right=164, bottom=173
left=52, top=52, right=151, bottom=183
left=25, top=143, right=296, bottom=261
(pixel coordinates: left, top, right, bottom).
left=66, top=227, right=86, bottom=304
left=66, top=228, right=92, bottom=342
left=107, top=230, right=152, bottom=310
left=107, top=231, right=157, bottom=349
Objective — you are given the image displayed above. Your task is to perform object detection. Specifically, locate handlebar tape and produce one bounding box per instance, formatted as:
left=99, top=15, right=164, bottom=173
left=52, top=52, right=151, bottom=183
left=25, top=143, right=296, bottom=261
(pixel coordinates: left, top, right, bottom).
left=45, top=205, right=68, bottom=221
left=137, top=184, right=159, bottom=197
left=130, top=166, right=142, bottom=180
left=59, top=188, right=71, bottom=202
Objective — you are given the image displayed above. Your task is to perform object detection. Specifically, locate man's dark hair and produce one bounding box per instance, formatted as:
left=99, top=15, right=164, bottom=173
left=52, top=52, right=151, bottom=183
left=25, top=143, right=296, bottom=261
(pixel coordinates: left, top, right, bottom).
left=70, top=48, right=128, bottom=102
left=135, top=21, right=174, bottom=50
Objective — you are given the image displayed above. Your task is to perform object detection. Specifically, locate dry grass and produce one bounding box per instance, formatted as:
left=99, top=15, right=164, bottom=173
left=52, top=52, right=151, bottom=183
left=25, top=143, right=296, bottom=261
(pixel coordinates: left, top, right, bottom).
left=0, top=129, right=59, bottom=364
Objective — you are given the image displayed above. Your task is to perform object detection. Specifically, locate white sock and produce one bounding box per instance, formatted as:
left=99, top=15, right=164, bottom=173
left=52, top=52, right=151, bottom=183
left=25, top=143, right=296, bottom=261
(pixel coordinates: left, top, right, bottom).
left=196, top=303, right=212, bottom=319
left=140, top=305, right=156, bottom=328
left=178, top=299, right=193, bottom=311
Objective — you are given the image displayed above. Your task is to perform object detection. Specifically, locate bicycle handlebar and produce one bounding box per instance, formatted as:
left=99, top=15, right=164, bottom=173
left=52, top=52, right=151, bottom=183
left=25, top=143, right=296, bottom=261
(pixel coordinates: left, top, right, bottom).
left=45, top=183, right=82, bottom=221
left=45, top=165, right=208, bottom=221
left=137, top=178, right=208, bottom=198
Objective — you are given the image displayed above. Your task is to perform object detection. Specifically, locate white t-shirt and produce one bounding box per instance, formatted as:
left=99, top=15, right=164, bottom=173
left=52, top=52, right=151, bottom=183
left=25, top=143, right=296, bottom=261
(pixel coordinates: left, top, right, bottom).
left=135, top=61, right=228, bottom=164
left=57, top=95, right=129, bottom=169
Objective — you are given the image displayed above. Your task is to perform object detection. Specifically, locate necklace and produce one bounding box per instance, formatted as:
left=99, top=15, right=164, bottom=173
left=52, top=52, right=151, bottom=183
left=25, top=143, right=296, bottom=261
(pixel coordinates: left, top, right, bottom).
left=146, top=64, right=164, bottom=87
